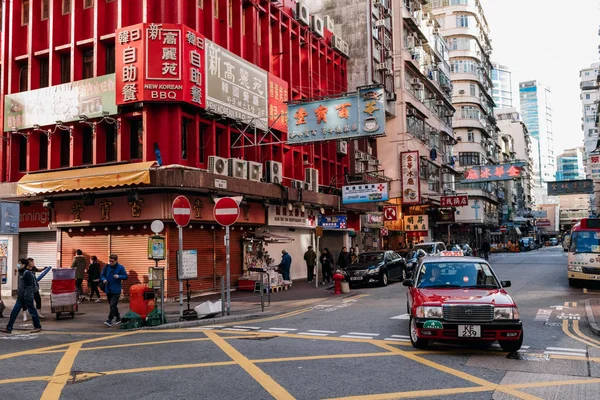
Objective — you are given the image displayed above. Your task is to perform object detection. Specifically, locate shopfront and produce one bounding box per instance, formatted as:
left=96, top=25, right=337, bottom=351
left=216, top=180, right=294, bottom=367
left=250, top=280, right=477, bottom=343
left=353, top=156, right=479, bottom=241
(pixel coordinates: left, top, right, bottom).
left=360, top=213, right=384, bottom=252
left=318, top=215, right=351, bottom=262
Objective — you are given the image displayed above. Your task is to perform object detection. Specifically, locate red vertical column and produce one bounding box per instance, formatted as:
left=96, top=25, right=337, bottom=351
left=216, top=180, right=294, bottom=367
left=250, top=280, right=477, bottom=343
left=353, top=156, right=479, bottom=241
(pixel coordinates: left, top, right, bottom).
left=27, top=133, right=40, bottom=172
left=70, top=125, right=81, bottom=167
left=47, top=132, right=61, bottom=170
left=94, top=125, right=107, bottom=165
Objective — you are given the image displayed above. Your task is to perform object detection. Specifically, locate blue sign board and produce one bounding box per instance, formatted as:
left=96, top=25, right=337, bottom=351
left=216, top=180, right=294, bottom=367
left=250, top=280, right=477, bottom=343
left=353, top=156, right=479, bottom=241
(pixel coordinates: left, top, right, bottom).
left=342, top=183, right=389, bottom=204
left=287, top=87, right=386, bottom=144
left=318, top=215, right=348, bottom=230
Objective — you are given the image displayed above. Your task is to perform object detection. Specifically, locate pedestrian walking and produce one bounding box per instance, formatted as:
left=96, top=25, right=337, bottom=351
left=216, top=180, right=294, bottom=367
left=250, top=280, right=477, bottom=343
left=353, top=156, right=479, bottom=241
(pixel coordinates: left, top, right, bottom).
left=337, top=246, right=350, bottom=269
left=349, top=247, right=358, bottom=264
left=87, top=256, right=102, bottom=302
left=303, top=246, right=317, bottom=283
left=26, top=258, right=45, bottom=319
left=481, top=240, right=491, bottom=261
left=71, top=249, right=87, bottom=302
left=279, top=250, right=292, bottom=282
left=100, top=254, right=128, bottom=327
left=1, top=259, right=42, bottom=334
left=320, top=248, right=334, bottom=284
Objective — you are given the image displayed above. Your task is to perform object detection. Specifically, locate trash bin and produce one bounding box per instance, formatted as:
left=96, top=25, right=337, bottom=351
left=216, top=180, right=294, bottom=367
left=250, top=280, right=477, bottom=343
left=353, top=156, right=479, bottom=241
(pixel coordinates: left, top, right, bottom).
left=129, top=284, right=155, bottom=320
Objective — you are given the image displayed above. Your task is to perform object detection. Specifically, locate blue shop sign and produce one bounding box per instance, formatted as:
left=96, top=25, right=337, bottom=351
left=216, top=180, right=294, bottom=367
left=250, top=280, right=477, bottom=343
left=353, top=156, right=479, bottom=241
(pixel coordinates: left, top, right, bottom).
left=318, top=215, right=348, bottom=230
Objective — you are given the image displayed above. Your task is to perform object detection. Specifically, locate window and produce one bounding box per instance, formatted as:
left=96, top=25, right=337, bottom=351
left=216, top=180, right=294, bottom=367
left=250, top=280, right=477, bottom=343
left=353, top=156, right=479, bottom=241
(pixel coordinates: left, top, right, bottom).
left=39, top=134, right=48, bottom=170
left=181, top=118, right=189, bottom=159
left=470, top=83, right=476, bottom=97
left=82, top=127, right=93, bottom=164
left=105, top=43, right=115, bottom=74
left=129, top=119, right=143, bottom=159
left=198, top=124, right=207, bottom=163
left=39, top=58, right=49, bottom=88
left=105, top=124, right=117, bottom=162
left=19, top=65, right=28, bottom=92
left=467, top=130, right=474, bottom=142
left=586, top=94, right=591, bottom=100
left=60, top=54, right=71, bottom=83
left=62, top=0, right=71, bottom=14
left=41, top=0, right=49, bottom=20
left=19, top=136, right=27, bottom=172
left=60, top=130, right=70, bottom=168
left=458, top=152, right=480, bottom=166
left=82, top=49, right=94, bottom=79
left=22, top=0, right=30, bottom=25
left=83, top=0, right=93, bottom=9
left=456, top=14, right=469, bottom=28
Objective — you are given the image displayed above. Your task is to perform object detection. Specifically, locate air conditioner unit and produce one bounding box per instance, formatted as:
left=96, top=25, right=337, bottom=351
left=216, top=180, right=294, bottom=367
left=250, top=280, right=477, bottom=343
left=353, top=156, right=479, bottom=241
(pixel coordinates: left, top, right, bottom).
left=376, top=62, right=388, bottom=71
left=407, top=36, right=416, bottom=49
left=247, top=161, right=263, bottom=182
left=375, top=19, right=386, bottom=27
left=305, top=168, right=319, bottom=192
left=415, top=83, right=425, bottom=91
left=431, top=63, right=439, bottom=70
left=373, top=0, right=382, bottom=5
left=422, top=12, right=430, bottom=20
left=433, top=28, right=440, bottom=34
left=337, top=141, right=348, bottom=155
left=385, top=50, right=393, bottom=59
left=367, top=146, right=373, bottom=155
left=291, top=180, right=305, bottom=190
left=311, top=15, right=324, bottom=38
left=410, top=78, right=420, bottom=85
left=445, top=111, right=454, bottom=117
left=354, top=150, right=362, bottom=159
left=228, top=158, right=248, bottom=179
left=428, top=93, right=436, bottom=99
left=382, top=8, right=391, bottom=16
left=436, top=100, right=444, bottom=106
left=208, top=156, right=229, bottom=176
left=324, top=15, right=335, bottom=33
left=265, top=160, right=282, bottom=184
left=407, top=108, right=415, bottom=116
left=295, top=1, right=310, bottom=26
left=341, top=41, right=350, bottom=57
left=331, top=35, right=344, bottom=52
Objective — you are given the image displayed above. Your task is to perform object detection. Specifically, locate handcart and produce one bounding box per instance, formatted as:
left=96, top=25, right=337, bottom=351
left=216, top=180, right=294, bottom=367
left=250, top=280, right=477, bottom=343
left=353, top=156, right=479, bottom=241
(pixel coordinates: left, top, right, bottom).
left=50, top=268, right=78, bottom=320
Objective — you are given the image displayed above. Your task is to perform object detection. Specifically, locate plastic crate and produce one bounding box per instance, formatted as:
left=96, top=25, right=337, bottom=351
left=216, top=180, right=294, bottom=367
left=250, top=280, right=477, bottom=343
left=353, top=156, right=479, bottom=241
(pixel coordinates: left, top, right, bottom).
left=51, top=279, right=75, bottom=293
left=50, top=292, right=77, bottom=307
left=52, top=268, right=76, bottom=280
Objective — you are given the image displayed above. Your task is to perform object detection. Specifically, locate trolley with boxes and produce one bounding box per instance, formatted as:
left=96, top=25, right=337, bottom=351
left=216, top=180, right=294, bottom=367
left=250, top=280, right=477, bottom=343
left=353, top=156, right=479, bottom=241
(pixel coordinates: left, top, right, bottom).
left=50, top=268, right=78, bottom=320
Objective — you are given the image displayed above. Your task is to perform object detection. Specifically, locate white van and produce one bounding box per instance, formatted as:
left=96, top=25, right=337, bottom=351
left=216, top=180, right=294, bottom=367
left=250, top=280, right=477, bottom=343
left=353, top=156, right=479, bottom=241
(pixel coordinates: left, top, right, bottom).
left=414, top=241, right=447, bottom=256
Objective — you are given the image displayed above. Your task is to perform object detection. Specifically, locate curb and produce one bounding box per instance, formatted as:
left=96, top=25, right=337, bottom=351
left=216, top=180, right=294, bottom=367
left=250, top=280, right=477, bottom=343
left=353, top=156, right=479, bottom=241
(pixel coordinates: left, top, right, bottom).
left=144, top=311, right=280, bottom=330
left=584, top=299, right=600, bottom=336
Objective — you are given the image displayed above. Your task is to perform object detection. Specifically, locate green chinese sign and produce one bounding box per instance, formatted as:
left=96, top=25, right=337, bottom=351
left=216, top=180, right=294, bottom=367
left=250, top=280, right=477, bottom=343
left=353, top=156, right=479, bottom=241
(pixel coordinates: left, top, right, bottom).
left=4, top=74, right=117, bottom=131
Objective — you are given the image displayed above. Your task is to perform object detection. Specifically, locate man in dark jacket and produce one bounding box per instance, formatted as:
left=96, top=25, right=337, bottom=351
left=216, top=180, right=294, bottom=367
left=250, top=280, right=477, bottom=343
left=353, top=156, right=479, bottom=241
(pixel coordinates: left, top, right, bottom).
left=303, top=246, right=317, bottom=283
left=481, top=240, right=491, bottom=261
left=100, top=254, right=128, bottom=327
left=279, top=250, right=292, bottom=281
left=71, top=249, right=87, bottom=301
left=337, top=247, right=350, bottom=269
left=1, top=259, right=42, bottom=334
left=87, top=256, right=102, bottom=302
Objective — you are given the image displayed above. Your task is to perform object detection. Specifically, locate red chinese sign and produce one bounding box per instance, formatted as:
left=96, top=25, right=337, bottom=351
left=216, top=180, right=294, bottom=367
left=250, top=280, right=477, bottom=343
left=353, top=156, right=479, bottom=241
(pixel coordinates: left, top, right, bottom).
left=401, top=151, right=420, bottom=205
left=463, top=163, right=523, bottom=183
left=116, top=23, right=205, bottom=107
left=268, top=73, right=288, bottom=133
left=440, top=195, right=468, bottom=207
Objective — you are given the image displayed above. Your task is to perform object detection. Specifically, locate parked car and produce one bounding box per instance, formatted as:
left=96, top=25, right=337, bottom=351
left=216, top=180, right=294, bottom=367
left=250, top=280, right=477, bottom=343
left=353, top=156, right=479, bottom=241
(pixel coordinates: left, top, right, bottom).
left=402, top=254, right=523, bottom=352
left=520, top=237, right=536, bottom=251
left=451, top=244, right=474, bottom=256
left=405, top=249, right=428, bottom=278
left=343, top=251, right=407, bottom=287
left=549, top=238, right=558, bottom=246
left=414, top=242, right=447, bottom=256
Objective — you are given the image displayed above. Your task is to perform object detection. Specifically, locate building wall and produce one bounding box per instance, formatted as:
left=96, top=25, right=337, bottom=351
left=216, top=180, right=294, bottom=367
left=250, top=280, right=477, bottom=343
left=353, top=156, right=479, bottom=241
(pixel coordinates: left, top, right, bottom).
left=556, top=147, right=585, bottom=181
left=492, top=62, right=513, bottom=109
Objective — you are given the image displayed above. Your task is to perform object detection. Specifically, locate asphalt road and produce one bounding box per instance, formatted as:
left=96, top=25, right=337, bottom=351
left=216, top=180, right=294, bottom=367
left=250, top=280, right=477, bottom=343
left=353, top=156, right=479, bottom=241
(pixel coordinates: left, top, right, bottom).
left=3, top=246, right=600, bottom=399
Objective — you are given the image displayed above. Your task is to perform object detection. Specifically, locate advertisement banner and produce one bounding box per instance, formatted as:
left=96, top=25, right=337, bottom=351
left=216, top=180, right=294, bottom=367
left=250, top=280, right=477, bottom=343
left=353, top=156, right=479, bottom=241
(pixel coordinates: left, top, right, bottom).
left=205, top=39, right=268, bottom=131
left=342, top=183, right=389, bottom=204
left=462, top=162, right=525, bottom=183
left=401, top=151, right=421, bottom=205
left=287, top=86, right=386, bottom=144
left=536, top=220, right=551, bottom=227
left=547, top=180, right=594, bottom=195
left=590, top=155, right=600, bottom=180
left=361, top=213, right=384, bottom=228
left=268, top=73, right=288, bottom=133
left=267, top=206, right=317, bottom=228
left=440, top=195, right=468, bottom=207
left=318, top=215, right=348, bottom=230
left=19, top=202, right=50, bottom=229
left=403, top=215, right=429, bottom=232
left=531, top=210, right=547, bottom=218
left=5, top=74, right=117, bottom=131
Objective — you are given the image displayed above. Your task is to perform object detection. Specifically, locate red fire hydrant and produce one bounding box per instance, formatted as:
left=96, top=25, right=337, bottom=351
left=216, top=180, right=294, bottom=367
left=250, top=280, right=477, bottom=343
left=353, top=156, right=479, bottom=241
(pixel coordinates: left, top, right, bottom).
left=333, top=272, right=345, bottom=295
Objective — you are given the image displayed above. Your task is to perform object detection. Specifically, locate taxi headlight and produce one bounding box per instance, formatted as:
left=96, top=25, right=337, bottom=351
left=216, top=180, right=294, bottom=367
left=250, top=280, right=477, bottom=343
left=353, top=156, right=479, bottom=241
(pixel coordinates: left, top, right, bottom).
left=494, top=307, right=519, bottom=320
left=416, top=306, right=443, bottom=319
left=568, top=265, right=582, bottom=272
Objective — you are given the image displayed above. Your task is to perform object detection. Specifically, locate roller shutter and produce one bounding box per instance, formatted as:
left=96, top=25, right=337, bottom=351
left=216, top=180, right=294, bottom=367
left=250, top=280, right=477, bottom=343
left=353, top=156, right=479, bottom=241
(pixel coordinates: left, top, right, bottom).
left=61, top=230, right=110, bottom=295
left=19, top=232, right=58, bottom=295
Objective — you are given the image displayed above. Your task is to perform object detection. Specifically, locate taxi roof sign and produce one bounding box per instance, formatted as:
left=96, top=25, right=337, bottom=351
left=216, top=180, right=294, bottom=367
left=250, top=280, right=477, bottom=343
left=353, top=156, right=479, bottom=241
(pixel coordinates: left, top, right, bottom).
left=439, top=250, right=464, bottom=257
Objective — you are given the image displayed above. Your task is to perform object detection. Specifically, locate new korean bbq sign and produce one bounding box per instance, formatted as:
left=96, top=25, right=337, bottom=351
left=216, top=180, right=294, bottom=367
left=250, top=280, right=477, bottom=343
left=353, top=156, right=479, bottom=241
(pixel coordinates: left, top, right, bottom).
left=213, top=197, right=240, bottom=227
left=172, top=196, right=192, bottom=227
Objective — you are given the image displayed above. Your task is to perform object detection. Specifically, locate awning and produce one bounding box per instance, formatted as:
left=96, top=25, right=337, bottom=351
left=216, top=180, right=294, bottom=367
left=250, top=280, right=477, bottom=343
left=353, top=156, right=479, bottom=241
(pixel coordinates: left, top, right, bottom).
left=243, top=232, right=294, bottom=244
left=17, top=161, right=156, bottom=196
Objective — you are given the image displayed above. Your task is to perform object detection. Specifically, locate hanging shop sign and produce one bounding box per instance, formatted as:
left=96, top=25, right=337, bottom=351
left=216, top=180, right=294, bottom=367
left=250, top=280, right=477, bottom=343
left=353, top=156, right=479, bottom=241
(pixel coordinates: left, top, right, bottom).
left=115, top=23, right=206, bottom=107
left=0, top=201, right=20, bottom=235
left=342, top=183, right=389, bottom=204
left=19, top=202, right=50, bottom=229
left=462, top=162, right=525, bottom=183
left=267, top=206, right=317, bottom=228
left=590, top=155, right=600, bottom=180
left=403, top=215, right=429, bottom=232
left=268, top=73, right=288, bottom=133
left=547, top=179, right=594, bottom=196
left=536, top=220, right=551, bottom=227
left=287, top=86, right=386, bottom=144
left=205, top=39, right=268, bottom=131
left=401, top=151, right=421, bottom=205
left=318, top=215, right=348, bottom=230
left=4, top=74, right=117, bottom=131
left=440, top=195, right=468, bottom=207
left=361, top=213, right=384, bottom=228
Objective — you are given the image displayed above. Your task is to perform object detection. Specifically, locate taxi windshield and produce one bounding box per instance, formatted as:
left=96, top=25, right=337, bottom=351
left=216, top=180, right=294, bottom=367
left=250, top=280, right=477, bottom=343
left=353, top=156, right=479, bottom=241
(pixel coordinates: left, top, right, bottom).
left=416, top=262, right=500, bottom=289
left=570, top=231, right=600, bottom=254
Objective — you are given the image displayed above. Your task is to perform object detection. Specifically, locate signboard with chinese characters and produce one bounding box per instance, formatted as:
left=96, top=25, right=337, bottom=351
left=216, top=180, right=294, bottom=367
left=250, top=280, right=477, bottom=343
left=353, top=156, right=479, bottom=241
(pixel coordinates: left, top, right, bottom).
left=115, top=23, right=205, bottom=107
left=462, top=163, right=524, bottom=183
left=531, top=210, right=547, bottom=218
left=287, top=86, right=386, bottom=144
left=205, top=39, right=268, bottom=131
left=342, top=183, right=389, bottom=204
left=401, top=151, right=420, bottom=205
left=536, top=220, right=551, bottom=227
left=268, top=73, right=288, bottom=133
left=590, top=155, right=600, bottom=180
left=547, top=179, right=594, bottom=195
left=440, top=195, right=468, bottom=207
left=267, top=206, right=317, bottom=228
left=4, top=74, right=117, bottom=131
left=318, top=215, right=348, bottom=230
left=403, top=215, right=429, bottom=232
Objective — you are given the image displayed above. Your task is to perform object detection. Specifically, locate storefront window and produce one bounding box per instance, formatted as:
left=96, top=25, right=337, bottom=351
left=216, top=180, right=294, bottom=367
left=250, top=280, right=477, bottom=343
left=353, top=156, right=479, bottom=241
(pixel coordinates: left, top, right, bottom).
left=82, top=126, right=93, bottom=164
left=39, top=134, right=48, bottom=170
left=105, top=124, right=117, bottom=162
left=60, top=130, right=70, bottom=168
left=129, top=119, right=143, bottom=160
left=19, top=135, right=27, bottom=172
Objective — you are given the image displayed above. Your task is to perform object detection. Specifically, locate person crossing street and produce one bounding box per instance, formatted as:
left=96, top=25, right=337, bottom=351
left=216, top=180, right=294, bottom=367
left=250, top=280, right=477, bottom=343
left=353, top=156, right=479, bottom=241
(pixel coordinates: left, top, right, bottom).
left=101, top=254, right=127, bottom=327
left=1, top=259, right=42, bottom=334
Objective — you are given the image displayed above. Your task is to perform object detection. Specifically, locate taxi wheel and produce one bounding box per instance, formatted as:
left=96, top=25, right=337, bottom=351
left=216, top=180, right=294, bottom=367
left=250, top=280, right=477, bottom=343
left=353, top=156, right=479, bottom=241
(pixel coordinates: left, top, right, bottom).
left=409, top=317, right=429, bottom=349
left=379, top=271, right=389, bottom=287
left=499, top=332, right=523, bottom=353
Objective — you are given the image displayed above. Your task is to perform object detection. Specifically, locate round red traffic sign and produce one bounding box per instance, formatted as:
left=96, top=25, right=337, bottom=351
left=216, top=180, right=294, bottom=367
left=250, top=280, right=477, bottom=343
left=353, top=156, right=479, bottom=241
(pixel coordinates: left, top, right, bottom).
left=500, top=225, right=507, bottom=233
left=172, top=196, right=192, bottom=227
left=214, top=197, right=240, bottom=227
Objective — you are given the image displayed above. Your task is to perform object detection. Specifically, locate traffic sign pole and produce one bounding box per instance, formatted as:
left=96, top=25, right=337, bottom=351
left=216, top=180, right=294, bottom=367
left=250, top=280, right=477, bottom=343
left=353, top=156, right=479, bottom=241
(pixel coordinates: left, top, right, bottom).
left=213, top=197, right=240, bottom=316
left=172, top=196, right=192, bottom=321
left=179, top=225, right=183, bottom=320
left=226, top=225, right=231, bottom=315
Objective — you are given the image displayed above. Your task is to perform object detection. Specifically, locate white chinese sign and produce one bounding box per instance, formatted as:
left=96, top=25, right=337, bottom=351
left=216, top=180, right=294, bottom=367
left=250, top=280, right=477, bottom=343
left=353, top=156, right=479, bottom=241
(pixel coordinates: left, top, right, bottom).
left=403, top=215, right=429, bottom=232
left=401, top=151, right=421, bottom=205
left=267, top=206, right=317, bottom=228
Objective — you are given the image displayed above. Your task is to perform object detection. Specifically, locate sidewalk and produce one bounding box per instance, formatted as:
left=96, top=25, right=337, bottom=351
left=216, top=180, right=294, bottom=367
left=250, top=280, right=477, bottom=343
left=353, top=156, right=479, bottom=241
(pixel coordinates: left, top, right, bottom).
left=585, top=298, right=600, bottom=336
left=0, top=280, right=343, bottom=332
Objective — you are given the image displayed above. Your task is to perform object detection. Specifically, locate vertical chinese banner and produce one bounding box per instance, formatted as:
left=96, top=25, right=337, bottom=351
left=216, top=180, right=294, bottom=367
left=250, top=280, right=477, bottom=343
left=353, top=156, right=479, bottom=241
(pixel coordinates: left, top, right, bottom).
left=144, top=23, right=184, bottom=101
left=401, top=151, right=420, bottom=205
left=116, top=23, right=145, bottom=104
left=268, top=73, right=288, bottom=133
left=182, top=26, right=206, bottom=108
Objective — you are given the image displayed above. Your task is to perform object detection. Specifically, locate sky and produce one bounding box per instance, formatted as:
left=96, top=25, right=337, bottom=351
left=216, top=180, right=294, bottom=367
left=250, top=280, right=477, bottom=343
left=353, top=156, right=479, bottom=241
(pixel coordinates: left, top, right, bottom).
left=480, top=0, right=600, bottom=155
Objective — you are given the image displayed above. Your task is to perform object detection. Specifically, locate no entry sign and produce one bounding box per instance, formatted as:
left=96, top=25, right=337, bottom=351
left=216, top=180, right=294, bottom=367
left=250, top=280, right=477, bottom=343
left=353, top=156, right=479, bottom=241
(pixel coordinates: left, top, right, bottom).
left=172, top=196, right=192, bottom=227
left=214, top=197, right=240, bottom=227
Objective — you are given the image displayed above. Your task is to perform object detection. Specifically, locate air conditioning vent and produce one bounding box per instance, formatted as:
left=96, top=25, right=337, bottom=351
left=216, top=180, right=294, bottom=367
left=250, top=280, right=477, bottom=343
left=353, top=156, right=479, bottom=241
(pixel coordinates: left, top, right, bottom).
left=208, top=156, right=229, bottom=176
left=311, top=15, right=324, bottom=38
left=337, top=141, right=348, bottom=155
left=228, top=158, right=248, bottom=179
left=305, top=168, right=319, bottom=192
left=291, top=180, right=305, bottom=190
left=407, top=36, right=416, bottom=49
left=247, top=161, right=263, bottom=182
left=266, top=160, right=283, bottom=184
left=445, top=111, right=454, bottom=117
left=410, top=78, right=420, bottom=85
left=295, top=1, right=310, bottom=26
left=324, top=15, right=335, bottom=33
left=436, top=100, right=444, bottom=106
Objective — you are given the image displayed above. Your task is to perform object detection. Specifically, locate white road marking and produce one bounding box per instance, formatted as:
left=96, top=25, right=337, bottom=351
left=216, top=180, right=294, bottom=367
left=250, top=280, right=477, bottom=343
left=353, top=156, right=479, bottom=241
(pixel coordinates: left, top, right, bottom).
left=490, top=344, right=530, bottom=349
left=348, top=332, right=380, bottom=336
left=546, top=347, right=587, bottom=353
left=391, top=335, right=411, bottom=338
left=390, top=314, right=410, bottom=320
left=258, top=330, right=286, bottom=333
left=340, top=335, right=374, bottom=339
left=307, top=330, right=337, bottom=334
left=384, top=338, right=410, bottom=342
left=267, top=328, right=298, bottom=331
left=544, top=351, right=588, bottom=357
left=233, top=326, right=260, bottom=330
left=206, top=325, right=225, bottom=328
left=298, top=332, right=329, bottom=336
left=223, top=328, right=250, bottom=332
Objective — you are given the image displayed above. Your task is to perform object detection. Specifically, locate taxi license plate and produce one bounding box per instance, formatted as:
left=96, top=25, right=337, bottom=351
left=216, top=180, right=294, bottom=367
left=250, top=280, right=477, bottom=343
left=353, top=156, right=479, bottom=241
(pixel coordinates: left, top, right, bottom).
left=350, top=277, right=362, bottom=281
left=458, top=325, right=481, bottom=338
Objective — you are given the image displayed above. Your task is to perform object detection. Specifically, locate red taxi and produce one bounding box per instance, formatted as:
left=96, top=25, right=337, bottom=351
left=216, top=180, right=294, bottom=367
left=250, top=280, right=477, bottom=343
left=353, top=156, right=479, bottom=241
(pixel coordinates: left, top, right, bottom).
left=402, top=251, right=523, bottom=352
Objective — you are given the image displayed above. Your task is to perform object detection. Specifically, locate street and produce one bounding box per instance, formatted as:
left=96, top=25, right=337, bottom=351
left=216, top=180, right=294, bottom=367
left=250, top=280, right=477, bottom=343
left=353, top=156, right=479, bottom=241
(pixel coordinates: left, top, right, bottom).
left=3, top=246, right=600, bottom=399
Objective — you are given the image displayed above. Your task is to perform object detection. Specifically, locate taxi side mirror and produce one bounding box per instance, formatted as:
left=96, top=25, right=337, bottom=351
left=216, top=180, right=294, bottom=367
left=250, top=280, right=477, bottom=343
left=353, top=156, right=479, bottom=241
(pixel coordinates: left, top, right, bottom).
left=403, top=279, right=414, bottom=287
left=501, top=280, right=511, bottom=288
